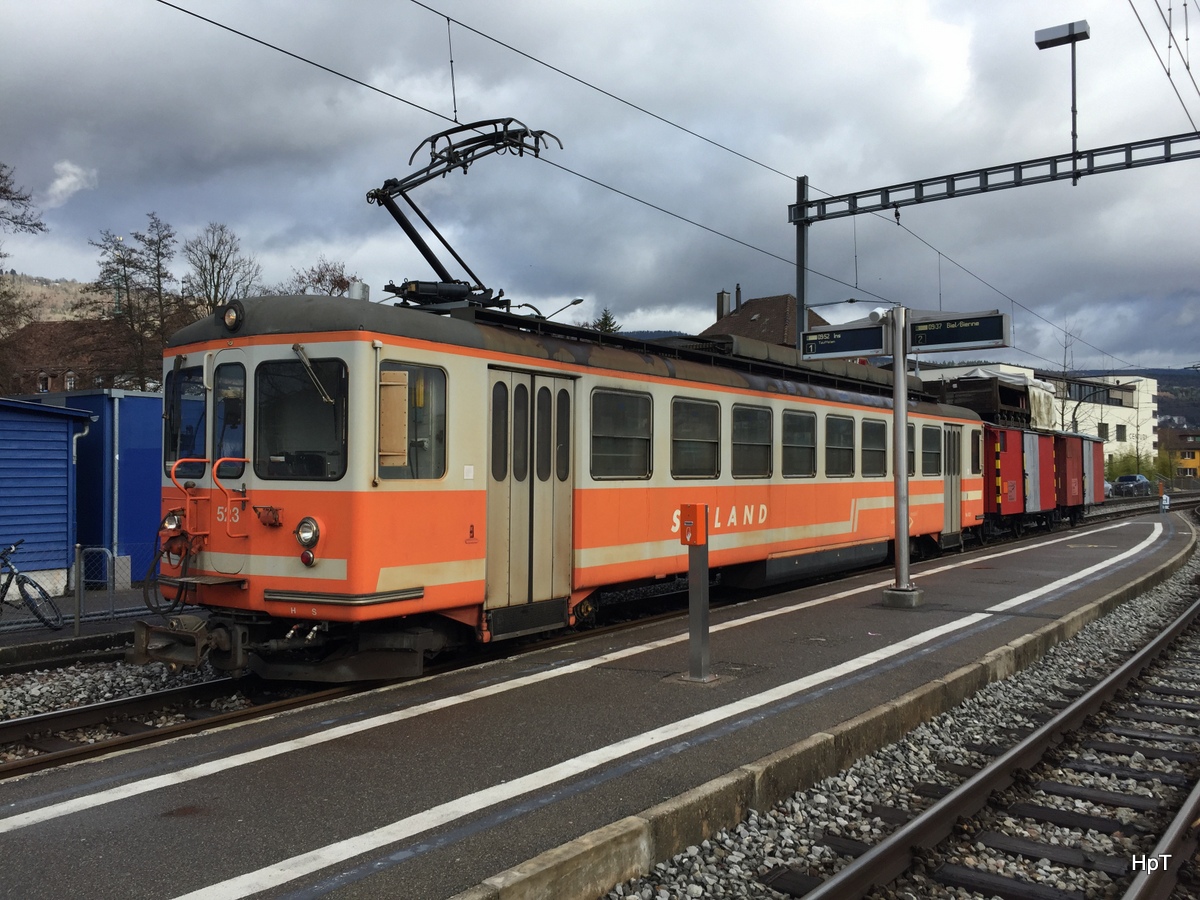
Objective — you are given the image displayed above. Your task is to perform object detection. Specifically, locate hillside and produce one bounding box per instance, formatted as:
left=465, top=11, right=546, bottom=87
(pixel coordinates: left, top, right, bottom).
left=1145, top=368, right=1200, bottom=425
left=3, top=273, right=86, bottom=321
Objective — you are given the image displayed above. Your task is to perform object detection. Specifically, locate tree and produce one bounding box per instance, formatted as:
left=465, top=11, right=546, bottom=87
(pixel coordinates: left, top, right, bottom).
left=181, top=222, right=263, bottom=313
left=275, top=255, right=359, bottom=296
left=591, top=307, right=621, bottom=333
left=0, top=163, right=47, bottom=386
left=75, top=213, right=192, bottom=391
left=0, top=162, right=47, bottom=236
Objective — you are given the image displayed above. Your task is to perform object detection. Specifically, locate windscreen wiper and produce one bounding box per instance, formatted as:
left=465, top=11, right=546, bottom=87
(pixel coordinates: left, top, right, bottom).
left=292, top=343, right=334, bottom=405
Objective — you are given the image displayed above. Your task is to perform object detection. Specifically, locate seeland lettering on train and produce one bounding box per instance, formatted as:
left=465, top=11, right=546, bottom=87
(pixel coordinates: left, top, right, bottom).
left=671, top=505, right=768, bottom=534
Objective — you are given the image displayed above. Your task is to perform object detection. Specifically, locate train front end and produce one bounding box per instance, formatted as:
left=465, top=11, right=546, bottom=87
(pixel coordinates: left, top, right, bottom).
left=131, top=296, right=483, bottom=681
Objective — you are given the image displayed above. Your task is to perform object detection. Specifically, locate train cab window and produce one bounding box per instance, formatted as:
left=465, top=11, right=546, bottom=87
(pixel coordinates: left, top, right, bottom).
left=164, top=363, right=207, bottom=479
left=213, top=363, right=246, bottom=480
left=825, top=414, right=855, bottom=477
left=377, top=362, right=447, bottom=480
left=731, top=405, right=772, bottom=478
left=591, top=389, right=651, bottom=479
left=921, top=425, right=942, bottom=476
left=971, top=429, right=982, bottom=475
left=907, top=423, right=916, bottom=477
left=782, top=410, right=816, bottom=477
left=672, top=398, right=720, bottom=478
left=255, top=356, right=349, bottom=481
left=862, top=419, right=887, bottom=477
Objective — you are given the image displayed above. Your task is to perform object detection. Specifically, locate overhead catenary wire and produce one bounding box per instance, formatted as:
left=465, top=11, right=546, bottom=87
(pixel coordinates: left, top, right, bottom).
left=152, top=0, right=1150, bottom=369
left=1130, top=0, right=1200, bottom=129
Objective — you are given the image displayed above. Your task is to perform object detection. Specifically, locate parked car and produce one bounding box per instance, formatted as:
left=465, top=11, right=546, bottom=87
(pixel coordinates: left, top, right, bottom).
left=1113, top=473, right=1153, bottom=496
left=1104, top=480, right=1113, bottom=498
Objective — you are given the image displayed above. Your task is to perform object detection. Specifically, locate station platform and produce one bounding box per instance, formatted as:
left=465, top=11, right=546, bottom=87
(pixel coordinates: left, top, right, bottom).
left=0, top=510, right=1194, bottom=900
left=0, top=586, right=142, bottom=668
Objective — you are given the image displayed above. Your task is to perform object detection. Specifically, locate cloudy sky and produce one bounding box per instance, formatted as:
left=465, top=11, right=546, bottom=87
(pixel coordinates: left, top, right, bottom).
left=3, top=1, right=1198, bottom=371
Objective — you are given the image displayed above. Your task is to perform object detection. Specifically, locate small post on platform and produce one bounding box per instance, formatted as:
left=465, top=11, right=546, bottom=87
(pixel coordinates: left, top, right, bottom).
left=679, top=503, right=717, bottom=682
left=73, top=543, right=82, bottom=637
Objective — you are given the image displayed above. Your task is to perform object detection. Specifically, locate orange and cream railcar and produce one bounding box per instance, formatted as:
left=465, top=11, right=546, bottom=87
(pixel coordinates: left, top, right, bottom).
left=133, top=294, right=984, bottom=680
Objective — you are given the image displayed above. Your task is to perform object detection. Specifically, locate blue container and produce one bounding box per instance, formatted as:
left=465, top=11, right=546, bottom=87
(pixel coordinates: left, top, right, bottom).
left=0, top=397, right=92, bottom=573
left=21, top=390, right=162, bottom=583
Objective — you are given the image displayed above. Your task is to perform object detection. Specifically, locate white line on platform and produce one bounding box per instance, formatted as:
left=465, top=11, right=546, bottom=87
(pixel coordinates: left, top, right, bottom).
left=0, top=520, right=1145, bottom=848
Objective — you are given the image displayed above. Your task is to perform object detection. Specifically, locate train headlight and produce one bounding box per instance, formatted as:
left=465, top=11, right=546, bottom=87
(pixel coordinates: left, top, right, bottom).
left=294, top=517, right=320, bottom=548
left=220, top=300, right=245, bottom=333
left=162, top=511, right=183, bottom=531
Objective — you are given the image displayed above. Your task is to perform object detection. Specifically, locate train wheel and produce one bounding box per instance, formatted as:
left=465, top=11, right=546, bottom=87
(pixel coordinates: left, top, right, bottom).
left=18, top=575, right=63, bottom=630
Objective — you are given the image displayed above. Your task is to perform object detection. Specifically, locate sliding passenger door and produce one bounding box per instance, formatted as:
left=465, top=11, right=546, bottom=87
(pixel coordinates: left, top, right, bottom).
left=943, top=425, right=962, bottom=535
left=486, top=370, right=574, bottom=611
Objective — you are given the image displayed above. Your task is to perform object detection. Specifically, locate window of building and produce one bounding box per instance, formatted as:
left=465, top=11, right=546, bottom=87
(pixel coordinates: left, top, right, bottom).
left=591, top=389, right=651, bottom=479
left=782, top=410, right=816, bottom=477
left=1096, top=423, right=1109, bottom=441
left=861, top=419, right=887, bottom=477
left=731, top=405, right=772, bottom=478
left=65, top=371, right=76, bottom=391
left=672, top=398, right=720, bottom=478
left=1116, top=424, right=1127, bottom=442
left=378, top=362, right=447, bottom=480
left=826, top=414, right=855, bottom=477
left=921, top=425, right=942, bottom=475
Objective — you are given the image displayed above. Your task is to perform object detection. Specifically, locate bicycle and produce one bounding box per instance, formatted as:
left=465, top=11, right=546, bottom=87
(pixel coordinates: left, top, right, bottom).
left=0, top=540, right=64, bottom=630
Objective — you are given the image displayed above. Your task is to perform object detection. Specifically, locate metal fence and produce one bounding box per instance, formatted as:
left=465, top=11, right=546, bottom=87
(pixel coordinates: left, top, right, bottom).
left=0, top=541, right=158, bottom=635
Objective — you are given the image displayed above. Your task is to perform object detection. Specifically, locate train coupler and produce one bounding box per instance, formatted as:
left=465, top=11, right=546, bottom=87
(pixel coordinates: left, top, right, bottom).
left=128, top=615, right=214, bottom=670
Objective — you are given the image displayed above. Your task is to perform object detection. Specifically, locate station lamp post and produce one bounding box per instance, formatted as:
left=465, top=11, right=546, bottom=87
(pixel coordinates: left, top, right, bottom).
left=1035, top=20, right=1091, bottom=185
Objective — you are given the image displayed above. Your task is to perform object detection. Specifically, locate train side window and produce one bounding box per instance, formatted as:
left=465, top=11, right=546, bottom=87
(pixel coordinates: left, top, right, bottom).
left=213, top=363, right=246, bottom=480
left=377, top=362, right=447, bottom=480
left=971, top=429, right=982, bottom=475
left=513, top=383, right=529, bottom=483
left=591, top=389, right=651, bottom=479
left=556, top=388, right=570, bottom=482
left=256, top=357, right=348, bottom=481
left=862, top=419, right=887, bottom=477
left=782, top=410, right=816, bottom=477
left=536, top=386, right=552, bottom=482
left=826, top=414, right=855, bottom=477
left=907, top=423, right=916, bottom=477
left=491, top=381, right=508, bottom=481
left=922, top=425, right=942, bottom=475
left=731, top=405, right=772, bottom=478
left=672, top=398, right=720, bottom=478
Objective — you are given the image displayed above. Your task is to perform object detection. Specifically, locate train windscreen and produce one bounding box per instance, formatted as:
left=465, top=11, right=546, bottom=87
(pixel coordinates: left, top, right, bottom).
left=254, top=357, right=348, bottom=480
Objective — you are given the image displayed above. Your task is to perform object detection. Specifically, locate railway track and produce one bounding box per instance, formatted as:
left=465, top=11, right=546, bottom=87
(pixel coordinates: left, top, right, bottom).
left=761, top=579, right=1200, bottom=900
left=0, top=678, right=361, bottom=780
left=2, top=503, right=1192, bottom=794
